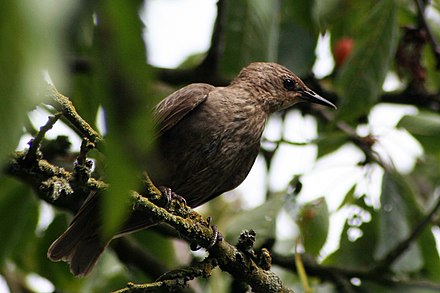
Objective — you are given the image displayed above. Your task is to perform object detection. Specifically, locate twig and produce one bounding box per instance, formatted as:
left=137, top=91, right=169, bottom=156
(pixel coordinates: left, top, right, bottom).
left=156, top=0, right=229, bottom=86
left=7, top=151, right=107, bottom=209
left=46, top=85, right=103, bottom=147
left=112, top=280, right=187, bottom=293
left=74, top=139, right=95, bottom=184
left=25, top=113, right=62, bottom=163
left=415, top=0, right=440, bottom=69
left=263, top=138, right=309, bottom=147
left=197, top=0, right=225, bottom=74
left=315, top=109, right=390, bottom=170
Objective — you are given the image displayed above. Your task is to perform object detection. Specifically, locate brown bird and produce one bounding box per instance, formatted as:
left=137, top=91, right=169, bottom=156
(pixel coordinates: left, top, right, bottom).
left=47, top=62, right=336, bottom=276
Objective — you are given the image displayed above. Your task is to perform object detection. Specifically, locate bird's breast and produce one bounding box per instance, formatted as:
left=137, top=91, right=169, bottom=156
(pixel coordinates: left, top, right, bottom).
left=154, top=96, right=268, bottom=206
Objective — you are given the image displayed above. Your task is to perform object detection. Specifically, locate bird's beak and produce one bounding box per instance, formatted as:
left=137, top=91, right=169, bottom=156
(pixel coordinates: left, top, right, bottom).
left=299, top=89, right=337, bottom=109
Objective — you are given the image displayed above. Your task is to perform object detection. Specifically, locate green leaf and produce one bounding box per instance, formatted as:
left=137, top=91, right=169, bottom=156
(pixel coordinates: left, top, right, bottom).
left=336, top=184, right=357, bottom=210
left=297, top=197, right=329, bottom=256
left=398, top=112, right=440, bottom=154
left=323, top=197, right=378, bottom=269
left=132, top=229, right=177, bottom=270
left=93, top=0, right=156, bottom=237
left=377, top=171, right=440, bottom=279
left=226, top=194, right=285, bottom=248
left=362, top=281, right=440, bottom=293
left=376, top=172, right=423, bottom=273
left=335, top=0, right=399, bottom=121
left=221, top=0, right=279, bottom=76
left=0, top=1, right=67, bottom=164
left=0, top=177, right=38, bottom=266
left=278, top=0, right=318, bottom=76
left=315, top=131, right=349, bottom=158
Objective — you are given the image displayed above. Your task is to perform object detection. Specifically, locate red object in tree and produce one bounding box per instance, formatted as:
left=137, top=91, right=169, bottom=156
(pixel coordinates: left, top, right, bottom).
left=333, top=37, right=354, bottom=67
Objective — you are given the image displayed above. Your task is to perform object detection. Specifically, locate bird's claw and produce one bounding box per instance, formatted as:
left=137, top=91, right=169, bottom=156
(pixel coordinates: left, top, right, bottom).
left=208, top=224, right=222, bottom=249
left=158, top=186, right=187, bottom=208
left=189, top=217, right=222, bottom=251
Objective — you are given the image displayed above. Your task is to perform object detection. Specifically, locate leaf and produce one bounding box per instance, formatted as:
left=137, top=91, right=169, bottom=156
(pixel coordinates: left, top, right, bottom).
left=335, top=0, right=399, bottom=122
left=381, top=172, right=440, bottom=281
left=221, top=0, right=279, bottom=76
left=323, top=197, right=378, bottom=269
left=132, top=229, right=177, bottom=269
left=278, top=0, right=319, bottom=76
left=362, top=281, right=440, bottom=293
left=398, top=112, right=440, bottom=154
left=376, top=172, right=423, bottom=273
left=0, top=1, right=65, bottom=165
left=0, top=177, right=38, bottom=267
left=315, top=131, right=349, bottom=158
left=226, top=194, right=285, bottom=248
left=93, top=1, right=156, bottom=237
left=336, top=184, right=357, bottom=210
left=297, top=197, right=329, bottom=256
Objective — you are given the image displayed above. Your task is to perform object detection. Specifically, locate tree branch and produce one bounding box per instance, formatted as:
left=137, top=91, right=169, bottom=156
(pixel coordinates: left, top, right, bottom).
left=45, top=85, right=103, bottom=148
left=415, top=0, right=440, bottom=69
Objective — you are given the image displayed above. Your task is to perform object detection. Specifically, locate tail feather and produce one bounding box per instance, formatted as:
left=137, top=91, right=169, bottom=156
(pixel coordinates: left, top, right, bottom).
left=48, top=191, right=158, bottom=276
left=47, top=191, right=108, bottom=277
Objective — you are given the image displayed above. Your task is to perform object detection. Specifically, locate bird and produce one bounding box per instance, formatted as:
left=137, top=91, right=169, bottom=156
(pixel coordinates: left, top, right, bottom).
left=47, top=62, right=336, bottom=276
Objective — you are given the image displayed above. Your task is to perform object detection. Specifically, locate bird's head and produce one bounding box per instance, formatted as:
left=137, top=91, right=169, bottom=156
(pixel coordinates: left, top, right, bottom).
left=231, top=62, right=336, bottom=112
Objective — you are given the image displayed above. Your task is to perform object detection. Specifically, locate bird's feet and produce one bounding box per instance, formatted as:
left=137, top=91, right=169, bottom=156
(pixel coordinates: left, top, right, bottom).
left=207, top=216, right=223, bottom=248
left=158, top=186, right=187, bottom=208
left=190, top=216, right=223, bottom=251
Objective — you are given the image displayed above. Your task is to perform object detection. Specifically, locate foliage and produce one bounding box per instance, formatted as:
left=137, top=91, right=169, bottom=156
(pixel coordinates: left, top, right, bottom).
left=1, top=0, right=440, bottom=292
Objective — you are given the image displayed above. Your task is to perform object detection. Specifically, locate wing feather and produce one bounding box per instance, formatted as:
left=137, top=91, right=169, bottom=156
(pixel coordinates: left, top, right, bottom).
left=154, top=83, right=214, bottom=134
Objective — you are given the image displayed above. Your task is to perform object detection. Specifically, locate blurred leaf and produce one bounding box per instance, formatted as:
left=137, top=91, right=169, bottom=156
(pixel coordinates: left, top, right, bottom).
left=297, top=197, right=329, bottom=256
left=0, top=177, right=38, bottom=267
left=0, top=0, right=69, bottom=164
left=398, top=112, right=440, bottom=154
left=376, top=172, right=423, bottom=273
left=226, top=194, right=285, bottom=247
left=335, top=0, right=399, bottom=121
left=336, top=185, right=357, bottom=210
left=383, top=171, right=440, bottom=280
left=362, top=281, right=440, bottom=293
left=221, top=0, right=279, bottom=76
left=315, top=131, right=349, bottom=158
left=93, top=0, right=156, bottom=237
left=314, top=1, right=374, bottom=39
left=378, top=171, right=440, bottom=279
left=133, top=229, right=176, bottom=269
left=323, top=197, right=378, bottom=269
left=70, top=74, right=101, bottom=129
left=278, top=0, right=318, bottom=76
left=423, top=44, right=440, bottom=92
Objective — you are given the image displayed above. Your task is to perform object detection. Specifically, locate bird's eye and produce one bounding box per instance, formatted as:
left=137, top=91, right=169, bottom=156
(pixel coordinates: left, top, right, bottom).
left=283, top=78, right=297, bottom=91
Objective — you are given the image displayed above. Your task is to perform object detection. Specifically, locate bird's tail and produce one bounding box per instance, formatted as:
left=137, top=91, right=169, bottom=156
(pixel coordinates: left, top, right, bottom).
left=48, top=191, right=158, bottom=277
left=47, top=191, right=108, bottom=277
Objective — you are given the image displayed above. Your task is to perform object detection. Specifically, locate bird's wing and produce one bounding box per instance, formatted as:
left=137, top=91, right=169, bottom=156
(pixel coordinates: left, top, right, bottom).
left=154, top=83, right=214, bottom=134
